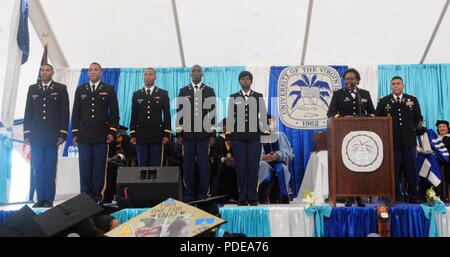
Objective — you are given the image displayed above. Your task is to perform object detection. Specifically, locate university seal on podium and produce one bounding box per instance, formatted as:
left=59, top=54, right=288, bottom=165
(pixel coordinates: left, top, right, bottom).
left=341, top=131, right=383, bottom=172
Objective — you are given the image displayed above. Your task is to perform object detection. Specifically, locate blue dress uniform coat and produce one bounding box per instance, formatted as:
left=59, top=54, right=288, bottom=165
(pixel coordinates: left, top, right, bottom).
left=130, top=87, right=171, bottom=144
left=327, top=88, right=375, bottom=117
left=71, top=82, right=119, bottom=143
left=24, top=81, right=70, bottom=145
left=23, top=81, right=69, bottom=205
left=71, top=81, right=119, bottom=202
left=175, top=83, right=216, bottom=139
left=376, top=94, right=421, bottom=149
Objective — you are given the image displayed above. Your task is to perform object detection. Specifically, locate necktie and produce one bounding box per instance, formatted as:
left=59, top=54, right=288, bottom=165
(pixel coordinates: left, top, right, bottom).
left=92, top=84, right=96, bottom=93
left=43, top=85, right=48, bottom=91
left=396, top=96, right=401, bottom=103
left=194, top=85, right=199, bottom=90
left=147, top=89, right=151, bottom=95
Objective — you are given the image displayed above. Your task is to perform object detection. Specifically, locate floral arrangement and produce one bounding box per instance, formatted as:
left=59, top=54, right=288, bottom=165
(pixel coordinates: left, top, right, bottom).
left=302, top=190, right=315, bottom=207
left=426, top=187, right=443, bottom=206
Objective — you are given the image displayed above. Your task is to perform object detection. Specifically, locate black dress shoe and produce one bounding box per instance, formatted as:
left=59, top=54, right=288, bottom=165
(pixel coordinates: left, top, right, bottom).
left=344, top=201, right=353, bottom=207
left=357, top=202, right=366, bottom=207
left=259, top=200, right=270, bottom=204
left=237, top=201, right=248, bottom=206
left=249, top=201, right=258, bottom=206
left=32, top=202, right=44, bottom=208
left=43, top=202, right=53, bottom=208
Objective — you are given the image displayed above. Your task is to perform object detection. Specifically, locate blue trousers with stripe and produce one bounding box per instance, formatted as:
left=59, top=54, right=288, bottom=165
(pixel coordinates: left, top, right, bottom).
left=136, top=144, right=162, bottom=166
left=183, top=139, right=209, bottom=201
left=232, top=139, right=261, bottom=202
left=78, top=143, right=107, bottom=202
left=30, top=145, right=57, bottom=203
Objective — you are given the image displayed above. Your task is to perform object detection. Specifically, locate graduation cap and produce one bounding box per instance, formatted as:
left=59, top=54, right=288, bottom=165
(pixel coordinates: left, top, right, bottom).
left=0, top=205, right=45, bottom=237
left=436, top=120, right=449, bottom=128
left=188, top=195, right=228, bottom=216
left=33, top=193, right=103, bottom=236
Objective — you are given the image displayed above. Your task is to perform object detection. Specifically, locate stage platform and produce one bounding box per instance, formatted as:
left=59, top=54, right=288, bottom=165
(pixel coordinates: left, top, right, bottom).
left=104, top=203, right=450, bottom=237
left=2, top=203, right=450, bottom=237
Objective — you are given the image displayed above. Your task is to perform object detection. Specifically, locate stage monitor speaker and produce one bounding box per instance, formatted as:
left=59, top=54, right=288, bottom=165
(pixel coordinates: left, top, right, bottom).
left=116, top=166, right=182, bottom=208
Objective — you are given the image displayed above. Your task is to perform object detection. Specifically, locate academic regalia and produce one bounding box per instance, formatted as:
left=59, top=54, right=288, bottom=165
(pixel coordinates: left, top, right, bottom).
left=416, top=127, right=449, bottom=199
left=258, top=132, right=294, bottom=203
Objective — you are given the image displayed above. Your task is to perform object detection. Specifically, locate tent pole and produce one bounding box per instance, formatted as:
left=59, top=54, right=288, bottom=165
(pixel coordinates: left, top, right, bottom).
left=171, top=0, right=186, bottom=67
left=420, top=0, right=449, bottom=64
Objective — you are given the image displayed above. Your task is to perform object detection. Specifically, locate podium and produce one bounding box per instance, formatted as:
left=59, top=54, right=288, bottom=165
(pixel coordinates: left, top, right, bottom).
left=327, top=117, right=395, bottom=206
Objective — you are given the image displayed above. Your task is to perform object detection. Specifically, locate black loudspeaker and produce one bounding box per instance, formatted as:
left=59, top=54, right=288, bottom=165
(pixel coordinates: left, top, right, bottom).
left=116, top=166, right=182, bottom=208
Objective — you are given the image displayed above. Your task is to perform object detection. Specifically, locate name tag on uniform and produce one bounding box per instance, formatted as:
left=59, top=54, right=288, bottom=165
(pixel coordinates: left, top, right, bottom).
left=406, top=100, right=414, bottom=106
left=385, top=104, right=391, bottom=110
left=51, top=92, right=58, bottom=96
left=185, top=95, right=191, bottom=98
left=235, top=101, right=242, bottom=105
left=344, top=97, right=351, bottom=102
left=32, top=94, right=38, bottom=99
left=99, top=92, right=108, bottom=96
left=81, top=94, right=87, bottom=99
left=137, top=99, right=144, bottom=104
left=361, top=98, right=368, bottom=103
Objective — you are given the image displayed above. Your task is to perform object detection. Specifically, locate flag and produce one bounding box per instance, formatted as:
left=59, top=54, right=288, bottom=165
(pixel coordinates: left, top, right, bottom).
left=0, top=0, right=30, bottom=129
left=37, top=39, right=48, bottom=83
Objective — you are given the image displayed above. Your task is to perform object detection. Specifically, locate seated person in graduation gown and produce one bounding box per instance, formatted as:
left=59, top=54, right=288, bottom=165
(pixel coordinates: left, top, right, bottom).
left=258, top=115, right=294, bottom=204
left=416, top=116, right=449, bottom=201
left=435, top=120, right=450, bottom=200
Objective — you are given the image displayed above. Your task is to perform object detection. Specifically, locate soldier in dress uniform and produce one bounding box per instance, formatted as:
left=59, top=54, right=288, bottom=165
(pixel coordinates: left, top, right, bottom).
left=129, top=68, right=171, bottom=167
left=211, top=118, right=238, bottom=202
left=227, top=71, right=269, bottom=206
left=24, top=64, right=69, bottom=208
left=71, top=62, right=119, bottom=203
left=327, top=68, right=376, bottom=117
left=175, top=65, right=217, bottom=202
left=327, top=68, right=375, bottom=207
left=376, top=76, right=422, bottom=203
left=103, top=125, right=136, bottom=204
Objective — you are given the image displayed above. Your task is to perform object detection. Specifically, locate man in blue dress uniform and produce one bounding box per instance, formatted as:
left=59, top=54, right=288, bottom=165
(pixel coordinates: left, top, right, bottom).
left=376, top=76, right=422, bottom=203
left=72, top=63, right=119, bottom=203
left=176, top=65, right=216, bottom=202
left=129, top=68, right=171, bottom=167
left=24, top=64, right=69, bottom=208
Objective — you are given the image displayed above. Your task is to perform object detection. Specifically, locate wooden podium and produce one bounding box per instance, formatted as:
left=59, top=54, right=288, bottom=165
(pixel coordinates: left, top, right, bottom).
left=327, top=117, right=396, bottom=206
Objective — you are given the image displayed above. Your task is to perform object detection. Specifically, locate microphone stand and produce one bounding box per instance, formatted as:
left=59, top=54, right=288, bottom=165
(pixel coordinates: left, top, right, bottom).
left=355, top=88, right=363, bottom=117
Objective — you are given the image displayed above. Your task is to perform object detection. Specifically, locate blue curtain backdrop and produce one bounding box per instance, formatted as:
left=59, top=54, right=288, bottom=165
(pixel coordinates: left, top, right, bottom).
left=378, top=64, right=450, bottom=128
left=117, top=66, right=245, bottom=133
left=63, top=68, right=121, bottom=156
left=267, top=66, right=348, bottom=196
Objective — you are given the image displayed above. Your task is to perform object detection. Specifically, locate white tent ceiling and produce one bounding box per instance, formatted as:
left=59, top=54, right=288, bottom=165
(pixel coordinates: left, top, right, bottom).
left=0, top=0, right=449, bottom=119
left=10, top=0, right=450, bottom=68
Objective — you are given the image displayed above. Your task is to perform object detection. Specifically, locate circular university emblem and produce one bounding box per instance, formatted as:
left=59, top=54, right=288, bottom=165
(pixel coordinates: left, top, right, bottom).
left=278, top=66, right=341, bottom=129
left=341, top=131, right=383, bottom=172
